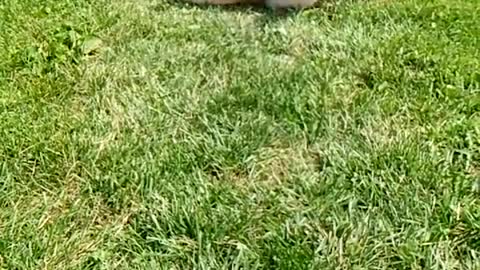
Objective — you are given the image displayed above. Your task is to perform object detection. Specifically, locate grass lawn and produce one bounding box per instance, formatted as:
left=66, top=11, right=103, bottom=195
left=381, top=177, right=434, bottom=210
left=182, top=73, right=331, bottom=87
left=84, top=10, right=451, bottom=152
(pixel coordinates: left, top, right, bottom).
left=1, top=0, right=479, bottom=268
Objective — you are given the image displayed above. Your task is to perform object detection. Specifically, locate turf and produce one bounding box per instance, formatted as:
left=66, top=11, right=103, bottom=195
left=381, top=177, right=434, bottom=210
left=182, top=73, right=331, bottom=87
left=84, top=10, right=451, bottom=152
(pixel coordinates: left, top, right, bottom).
left=0, top=0, right=479, bottom=268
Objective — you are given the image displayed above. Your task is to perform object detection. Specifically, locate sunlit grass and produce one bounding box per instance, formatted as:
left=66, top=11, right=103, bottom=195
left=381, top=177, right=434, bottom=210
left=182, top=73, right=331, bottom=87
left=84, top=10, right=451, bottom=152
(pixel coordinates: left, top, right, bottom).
left=0, top=0, right=479, bottom=268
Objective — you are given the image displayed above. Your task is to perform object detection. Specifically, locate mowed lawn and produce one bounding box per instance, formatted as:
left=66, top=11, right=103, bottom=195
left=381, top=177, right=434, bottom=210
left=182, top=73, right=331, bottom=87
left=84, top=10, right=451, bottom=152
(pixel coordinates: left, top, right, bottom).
left=0, top=0, right=479, bottom=268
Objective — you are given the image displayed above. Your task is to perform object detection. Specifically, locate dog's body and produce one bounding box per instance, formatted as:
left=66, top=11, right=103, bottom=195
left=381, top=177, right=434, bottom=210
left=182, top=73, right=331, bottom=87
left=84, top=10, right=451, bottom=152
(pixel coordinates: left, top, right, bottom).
left=187, top=0, right=316, bottom=9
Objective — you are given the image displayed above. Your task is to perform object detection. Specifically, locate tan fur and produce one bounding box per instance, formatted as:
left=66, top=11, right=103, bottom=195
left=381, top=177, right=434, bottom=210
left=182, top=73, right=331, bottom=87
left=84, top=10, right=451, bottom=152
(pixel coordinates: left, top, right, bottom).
left=187, top=0, right=316, bottom=9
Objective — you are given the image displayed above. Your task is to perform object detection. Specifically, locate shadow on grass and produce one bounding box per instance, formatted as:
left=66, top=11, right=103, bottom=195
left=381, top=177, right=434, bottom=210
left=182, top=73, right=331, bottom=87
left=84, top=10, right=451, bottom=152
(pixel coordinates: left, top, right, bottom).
left=155, top=0, right=347, bottom=26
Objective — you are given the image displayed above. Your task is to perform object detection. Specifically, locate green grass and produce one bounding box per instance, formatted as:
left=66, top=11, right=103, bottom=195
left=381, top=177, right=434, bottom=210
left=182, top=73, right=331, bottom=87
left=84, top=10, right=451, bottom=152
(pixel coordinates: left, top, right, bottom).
left=1, top=0, right=479, bottom=268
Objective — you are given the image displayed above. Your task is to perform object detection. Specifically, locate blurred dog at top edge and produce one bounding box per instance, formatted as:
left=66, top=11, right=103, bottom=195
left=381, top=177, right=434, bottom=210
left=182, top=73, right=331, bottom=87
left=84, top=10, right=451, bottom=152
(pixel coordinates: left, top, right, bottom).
left=186, top=0, right=317, bottom=9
